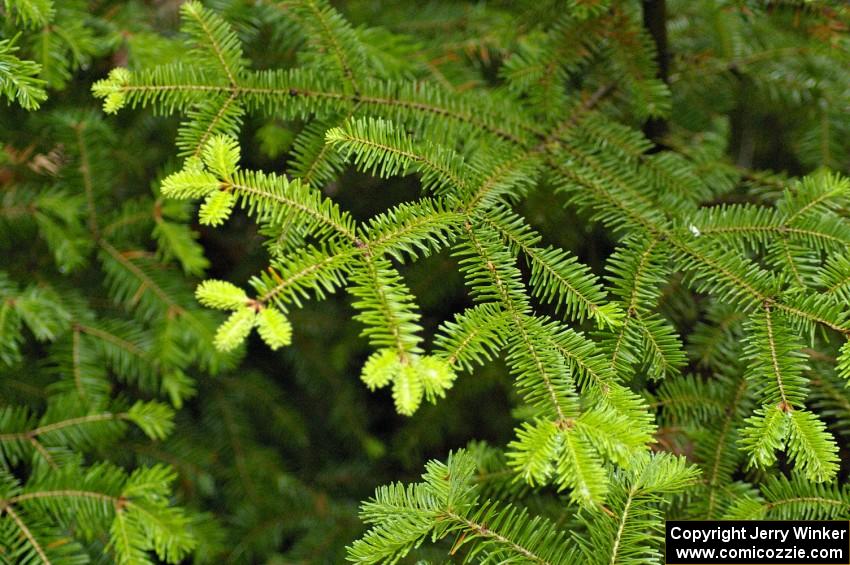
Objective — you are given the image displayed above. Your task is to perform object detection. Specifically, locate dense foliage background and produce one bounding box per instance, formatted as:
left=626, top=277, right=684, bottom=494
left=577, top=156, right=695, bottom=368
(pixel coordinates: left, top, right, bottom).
left=1, top=0, right=850, bottom=563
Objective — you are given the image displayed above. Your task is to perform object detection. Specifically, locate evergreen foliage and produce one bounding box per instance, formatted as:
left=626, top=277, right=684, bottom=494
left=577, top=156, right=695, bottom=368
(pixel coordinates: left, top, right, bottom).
left=2, top=0, right=850, bottom=562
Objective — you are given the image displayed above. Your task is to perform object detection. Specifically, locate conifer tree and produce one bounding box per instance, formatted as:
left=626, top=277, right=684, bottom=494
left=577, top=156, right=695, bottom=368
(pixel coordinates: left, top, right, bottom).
left=2, top=0, right=850, bottom=562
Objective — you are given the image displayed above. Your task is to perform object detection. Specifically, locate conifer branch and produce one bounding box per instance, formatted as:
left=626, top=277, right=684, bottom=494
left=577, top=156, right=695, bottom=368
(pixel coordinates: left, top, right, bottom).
left=77, top=323, right=146, bottom=357
left=182, top=1, right=241, bottom=86
left=74, top=121, right=100, bottom=239
left=2, top=505, right=51, bottom=564
left=462, top=222, right=568, bottom=423
left=41, top=1, right=850, bottom=558
left=0, top=412, right=121, bottom=442
left=608, top=486, right=635, bottom=565
left=446, top=511, right=553, bottom=564
left=225, top=176, right=358, bottom=242
left=705, top=378, right=747, bottom=519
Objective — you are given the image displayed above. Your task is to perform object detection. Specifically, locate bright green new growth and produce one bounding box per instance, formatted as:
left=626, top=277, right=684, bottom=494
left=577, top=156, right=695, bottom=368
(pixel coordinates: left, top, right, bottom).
left=195, top=279, right=248, bottom=310
left=213, top=307, right=257, bottom=352
left=195, top=279, right=292, bottom=352
left=256, top=307, right=293, bottom=351
left=361, top=349, right=455, bottom=415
